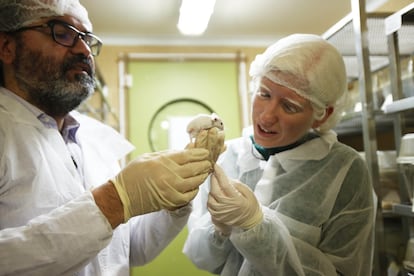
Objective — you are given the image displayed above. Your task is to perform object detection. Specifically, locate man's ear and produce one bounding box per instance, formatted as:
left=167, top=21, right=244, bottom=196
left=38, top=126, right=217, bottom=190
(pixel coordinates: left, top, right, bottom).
left=0, top=32, right=16, bottom=65
left=312, top=106, right=334, bottom=128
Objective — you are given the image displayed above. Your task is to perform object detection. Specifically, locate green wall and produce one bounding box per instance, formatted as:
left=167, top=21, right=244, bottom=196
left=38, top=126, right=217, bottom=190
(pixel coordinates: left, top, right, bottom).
left=128, top=60, right=242, bottom=157
left=127, top=59, right=242, bottom=275
left=131, top=228, right=213, bottom=276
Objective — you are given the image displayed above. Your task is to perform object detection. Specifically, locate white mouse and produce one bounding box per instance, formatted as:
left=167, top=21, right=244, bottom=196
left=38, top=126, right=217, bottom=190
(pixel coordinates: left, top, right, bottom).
left=187, top=113, right=224, bottom=140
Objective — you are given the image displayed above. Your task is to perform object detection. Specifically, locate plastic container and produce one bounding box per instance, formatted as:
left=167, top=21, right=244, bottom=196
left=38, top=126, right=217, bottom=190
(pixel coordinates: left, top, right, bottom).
left=397, top=133, right=414, bottom=164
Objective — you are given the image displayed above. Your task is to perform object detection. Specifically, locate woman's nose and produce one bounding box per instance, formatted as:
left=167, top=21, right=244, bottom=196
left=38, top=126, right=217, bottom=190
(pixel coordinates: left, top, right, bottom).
left=260, top=101, right=279, bottom=124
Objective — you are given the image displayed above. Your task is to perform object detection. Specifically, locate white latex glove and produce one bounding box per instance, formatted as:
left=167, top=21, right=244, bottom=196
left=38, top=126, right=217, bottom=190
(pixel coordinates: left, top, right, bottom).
left=193, top=128, right=226, bottom=164
left=112, top=148, right=212, bottom=222
left=186, top=113, right=226, bottom=164
left=208, top=164, right=263, bottom=234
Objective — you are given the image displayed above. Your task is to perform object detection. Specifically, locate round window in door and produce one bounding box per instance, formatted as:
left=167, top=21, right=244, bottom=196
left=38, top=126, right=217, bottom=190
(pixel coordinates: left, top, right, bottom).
left=148, top=98, right=214, bottom=152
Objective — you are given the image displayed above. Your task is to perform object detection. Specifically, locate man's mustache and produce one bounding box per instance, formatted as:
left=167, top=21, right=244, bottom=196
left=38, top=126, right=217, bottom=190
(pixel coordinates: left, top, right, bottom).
left=63, top=55, right=94, bottom=77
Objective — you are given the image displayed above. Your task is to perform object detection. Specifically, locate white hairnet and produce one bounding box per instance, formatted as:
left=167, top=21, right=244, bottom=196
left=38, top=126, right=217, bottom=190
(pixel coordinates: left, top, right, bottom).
left=0, top=0, right=92, bottom=32
left=249, top=34, right=347, bottom=132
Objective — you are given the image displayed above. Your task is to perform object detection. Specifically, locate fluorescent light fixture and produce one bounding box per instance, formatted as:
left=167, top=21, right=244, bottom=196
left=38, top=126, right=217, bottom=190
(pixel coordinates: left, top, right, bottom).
left=177, top=0, right=216, bottom=36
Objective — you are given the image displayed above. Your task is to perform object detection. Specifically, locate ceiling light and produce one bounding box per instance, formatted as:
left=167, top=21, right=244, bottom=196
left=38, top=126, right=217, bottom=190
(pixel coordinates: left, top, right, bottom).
left=177, top=0, right=216, bottom=36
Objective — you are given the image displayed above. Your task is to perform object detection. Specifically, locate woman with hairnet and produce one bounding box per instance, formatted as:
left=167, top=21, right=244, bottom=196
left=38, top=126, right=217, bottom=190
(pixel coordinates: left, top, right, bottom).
left=183, top=34, right=376, bottom=275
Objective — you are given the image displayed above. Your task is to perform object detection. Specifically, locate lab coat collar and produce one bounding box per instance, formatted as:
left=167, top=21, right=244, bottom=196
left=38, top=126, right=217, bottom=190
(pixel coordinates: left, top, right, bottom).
left=271, top=130, right=338, bottom=172
left=1, top=87, right=135, bottom=187
left=0, top=87, right=45, bottom=129
left=239, top=126, right=338, bottom=173
left=72, top=110, right=135, bottom=187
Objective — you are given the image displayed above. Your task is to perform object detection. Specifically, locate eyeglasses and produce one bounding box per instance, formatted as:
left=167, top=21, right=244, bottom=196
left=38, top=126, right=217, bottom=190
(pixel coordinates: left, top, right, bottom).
left=15, top=20, right=103, bottom=56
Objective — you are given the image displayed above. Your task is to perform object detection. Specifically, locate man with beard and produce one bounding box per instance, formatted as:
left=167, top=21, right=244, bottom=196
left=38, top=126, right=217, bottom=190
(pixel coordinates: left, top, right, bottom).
left=0, top=0, right=215, bottom=275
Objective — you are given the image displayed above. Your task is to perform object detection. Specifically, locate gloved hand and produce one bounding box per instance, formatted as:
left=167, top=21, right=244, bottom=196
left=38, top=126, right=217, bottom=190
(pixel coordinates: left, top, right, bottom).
left=208, top=164, right=263, bottom=234
left=192, top=128, right=226, bottom=164
left=211, top=214, right=232, bottom=236
left=112, top=148, right=212, bottom=222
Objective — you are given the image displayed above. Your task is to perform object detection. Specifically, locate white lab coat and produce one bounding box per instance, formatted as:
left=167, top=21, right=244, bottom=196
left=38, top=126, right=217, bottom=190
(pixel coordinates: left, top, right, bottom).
left=0, top=88, right=191, bottom=276
left=184, top=128, right=376, bottom=276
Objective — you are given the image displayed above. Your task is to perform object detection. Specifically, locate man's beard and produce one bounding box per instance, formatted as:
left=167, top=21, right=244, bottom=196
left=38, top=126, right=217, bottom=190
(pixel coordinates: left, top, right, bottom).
left=13, top=41, right=96, bottom=117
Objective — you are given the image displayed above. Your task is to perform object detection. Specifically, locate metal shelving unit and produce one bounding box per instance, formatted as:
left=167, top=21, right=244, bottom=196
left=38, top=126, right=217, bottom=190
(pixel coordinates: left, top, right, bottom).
left=322, top=1, right=414, bottom=275
left=384, top=3, right=414, bottom=275
left=323, top=4, right=385, bottom=274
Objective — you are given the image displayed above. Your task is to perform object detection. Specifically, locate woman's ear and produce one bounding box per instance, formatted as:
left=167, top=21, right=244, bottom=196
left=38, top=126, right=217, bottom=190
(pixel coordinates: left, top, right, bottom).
left=0, top=32, right=16, bottom=65
left=312, top=106, right=334, bottom=128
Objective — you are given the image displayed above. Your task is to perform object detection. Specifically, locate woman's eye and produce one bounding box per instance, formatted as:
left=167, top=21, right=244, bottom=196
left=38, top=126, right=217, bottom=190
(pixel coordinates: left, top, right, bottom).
left=257, top=91, right=270, bottom=98
left=282, top=101, right=302, bottom=113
